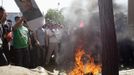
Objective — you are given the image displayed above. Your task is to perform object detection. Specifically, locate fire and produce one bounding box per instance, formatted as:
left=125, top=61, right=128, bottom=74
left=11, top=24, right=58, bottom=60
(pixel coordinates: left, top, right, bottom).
left=69, top=48, right=101, bottom=75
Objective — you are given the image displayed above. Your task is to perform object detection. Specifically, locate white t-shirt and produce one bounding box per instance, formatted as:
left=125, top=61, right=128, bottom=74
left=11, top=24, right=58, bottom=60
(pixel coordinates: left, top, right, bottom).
left=55, top=29, right=62, bottom=43
left=46, top=29, right=58, bottom=43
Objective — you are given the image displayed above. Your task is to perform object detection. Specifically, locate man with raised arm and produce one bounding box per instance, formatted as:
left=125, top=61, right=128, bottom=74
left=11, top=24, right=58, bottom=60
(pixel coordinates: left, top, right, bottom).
left=12, top=16, right=30, bottom=68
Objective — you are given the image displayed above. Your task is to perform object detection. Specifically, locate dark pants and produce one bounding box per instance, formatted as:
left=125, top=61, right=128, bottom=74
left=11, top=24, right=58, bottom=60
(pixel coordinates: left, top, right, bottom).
left=2, top=43, right=10, bottom=64
left=34, top=45, right=46, bottom=66
left=39, top=46, right=46, bottom=67
left=46, top=43, right=59, bottom=65
left=30, top=46, right=40, bottom=68
left=0, top=48, right=7, bottom=66
left=14, top=47, right=30, bottom=68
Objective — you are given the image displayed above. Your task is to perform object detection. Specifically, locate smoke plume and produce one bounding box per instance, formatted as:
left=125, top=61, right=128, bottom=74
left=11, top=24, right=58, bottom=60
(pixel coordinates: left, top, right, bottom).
left=56, top=0, right=130, bottom=70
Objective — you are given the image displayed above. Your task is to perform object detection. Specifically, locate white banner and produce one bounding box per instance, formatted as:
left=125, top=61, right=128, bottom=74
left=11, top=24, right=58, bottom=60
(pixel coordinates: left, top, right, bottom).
left=27, top=17, right=44, bottom=31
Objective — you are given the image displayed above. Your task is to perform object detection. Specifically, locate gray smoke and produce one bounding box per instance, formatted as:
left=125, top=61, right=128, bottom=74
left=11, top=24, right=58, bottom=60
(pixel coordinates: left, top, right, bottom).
left=62, top=0, right=98, bottom=32
left=112, top=0, right=129, bottom=41
left=56, top=0, right=129, bottom=71
left=56, top=0, right=101, bottom=71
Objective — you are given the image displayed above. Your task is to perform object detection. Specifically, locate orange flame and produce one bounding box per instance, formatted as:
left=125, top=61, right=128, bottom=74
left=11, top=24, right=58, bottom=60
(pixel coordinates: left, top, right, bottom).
left=69, top=49, right=101, bottom=75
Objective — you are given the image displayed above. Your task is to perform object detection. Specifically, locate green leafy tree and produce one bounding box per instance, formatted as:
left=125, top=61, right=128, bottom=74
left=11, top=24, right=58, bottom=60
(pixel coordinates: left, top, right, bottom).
left=45, top=9, right=64, bottom=24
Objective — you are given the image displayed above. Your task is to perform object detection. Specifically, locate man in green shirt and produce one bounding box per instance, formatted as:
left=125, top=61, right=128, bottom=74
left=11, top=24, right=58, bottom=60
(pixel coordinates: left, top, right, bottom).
left=13, top=16, right=30, bottom=68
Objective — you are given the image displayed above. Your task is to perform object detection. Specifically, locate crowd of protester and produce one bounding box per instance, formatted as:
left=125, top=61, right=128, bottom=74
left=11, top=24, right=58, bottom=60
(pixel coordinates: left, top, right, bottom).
left=0, top=7, right=64, bottom=68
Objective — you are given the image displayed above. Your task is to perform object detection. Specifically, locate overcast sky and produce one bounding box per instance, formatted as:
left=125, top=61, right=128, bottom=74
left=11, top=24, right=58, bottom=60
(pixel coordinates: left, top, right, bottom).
left=0, top=0, right=127, bottom=13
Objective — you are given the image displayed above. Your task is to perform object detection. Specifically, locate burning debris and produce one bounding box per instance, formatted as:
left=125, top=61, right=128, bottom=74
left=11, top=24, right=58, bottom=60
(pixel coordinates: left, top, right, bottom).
left=84, top=72, right=93, bottom=75
left=68, top=48, right=101, bottom=75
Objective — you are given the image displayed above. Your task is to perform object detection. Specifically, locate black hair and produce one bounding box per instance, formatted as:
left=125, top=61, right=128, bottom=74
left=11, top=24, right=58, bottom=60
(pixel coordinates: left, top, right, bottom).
left=7, top=19, right=12, bottom=22
left=14, top=16, right=20, bottom=21
left=0, top=6, right=5, bottom=12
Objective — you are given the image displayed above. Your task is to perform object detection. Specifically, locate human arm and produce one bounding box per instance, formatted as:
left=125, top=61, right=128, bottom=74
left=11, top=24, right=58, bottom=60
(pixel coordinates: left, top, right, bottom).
left=33, top=31, right=40, bottom=47
left=12, top=17, right=24, bottom=31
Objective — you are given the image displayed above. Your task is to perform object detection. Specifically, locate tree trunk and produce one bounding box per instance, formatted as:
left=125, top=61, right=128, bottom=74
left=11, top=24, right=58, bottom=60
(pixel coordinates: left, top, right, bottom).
left=128, top=0, right=134, bottom=38
left=98, top=0, right=119, bottom=75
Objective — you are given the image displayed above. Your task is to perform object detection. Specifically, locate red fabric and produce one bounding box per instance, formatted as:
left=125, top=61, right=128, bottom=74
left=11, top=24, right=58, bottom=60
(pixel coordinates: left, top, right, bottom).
left=6, top=32, right=13, bottom=42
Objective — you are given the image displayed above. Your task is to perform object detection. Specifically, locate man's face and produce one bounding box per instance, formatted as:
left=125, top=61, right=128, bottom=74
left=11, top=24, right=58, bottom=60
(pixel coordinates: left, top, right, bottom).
left=0, top=11, right=4, bottom=20
left=15, top=17, right=21, bottom=22
left=7, top=21, right=12, bottom=26
left=0, top=11, right=7, bottom=22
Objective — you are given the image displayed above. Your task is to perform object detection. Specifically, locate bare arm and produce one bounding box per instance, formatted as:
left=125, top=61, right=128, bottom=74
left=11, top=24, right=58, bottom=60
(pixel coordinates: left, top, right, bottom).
left=33, top=31, right=40, bottom=47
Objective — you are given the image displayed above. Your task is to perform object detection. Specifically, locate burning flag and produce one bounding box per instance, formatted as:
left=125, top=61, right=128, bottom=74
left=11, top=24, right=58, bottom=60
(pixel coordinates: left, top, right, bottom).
left=69, top=48, right=101, bottom=75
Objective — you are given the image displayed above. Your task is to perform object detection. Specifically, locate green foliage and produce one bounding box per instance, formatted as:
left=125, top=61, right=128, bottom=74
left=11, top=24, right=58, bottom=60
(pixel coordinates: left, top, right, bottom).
left=45, top=9, right=64, bottom=24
